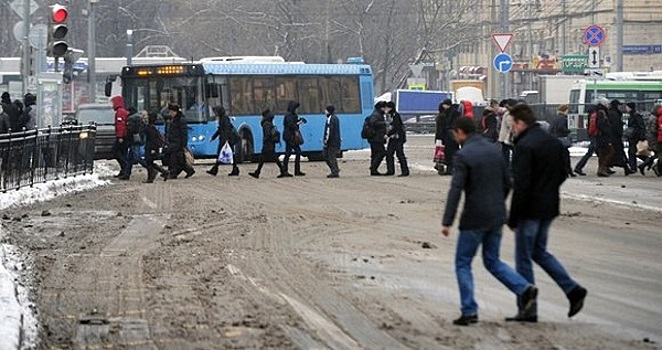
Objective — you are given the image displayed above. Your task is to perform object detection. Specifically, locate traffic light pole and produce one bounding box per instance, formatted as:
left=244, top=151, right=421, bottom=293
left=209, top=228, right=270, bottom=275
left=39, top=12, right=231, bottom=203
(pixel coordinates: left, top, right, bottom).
left=22, top=0, right=31, bottom=94
left=87, top=0, right=98, bottom=103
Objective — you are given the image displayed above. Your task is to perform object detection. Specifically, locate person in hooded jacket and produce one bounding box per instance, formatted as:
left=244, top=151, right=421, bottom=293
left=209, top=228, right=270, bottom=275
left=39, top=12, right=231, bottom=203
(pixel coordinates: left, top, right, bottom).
left=323, top=105, right=341, bottom=178
left=608, top=100, right=635, bottom=175
left=249, top=109, right=284, bottom=178
left=437, top=99, right=461, bottom=175
left=139, top=110, right=169, bottom=183
left=22, top=93, right=36, bottom=130
left=384, top=101, right=409, bottom=177
left=281, top=100, right=307, bottom=177
left=0, top=105, right=10, bottom=134
left=595, top=98, right=614, bottom=177
left=368, top=101, right=388, bottom=175
left=640, top=105, right=662, bottom=176
left=165, top=103, right=195, bottom=179
left=110, top=95, right=129, bottom=178
left=118, top=106, right=144, bottom=180
left=481, top=107, right=499, bottom=143
left=623, top=102, right=647, bottom=174
left=550, top=105, right=575, bottom=177
left=207, top=106, right=240, bottom=177
left=1, top=92, right=20, bottom=132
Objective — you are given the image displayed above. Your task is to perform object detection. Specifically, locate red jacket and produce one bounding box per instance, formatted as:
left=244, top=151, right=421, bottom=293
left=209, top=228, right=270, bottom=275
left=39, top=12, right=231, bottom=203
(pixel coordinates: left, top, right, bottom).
left=657, top=108, right=662, bottom=143
left=111, top=95, right=128, bottom=138
left=462, top=100, right=474, bottom=119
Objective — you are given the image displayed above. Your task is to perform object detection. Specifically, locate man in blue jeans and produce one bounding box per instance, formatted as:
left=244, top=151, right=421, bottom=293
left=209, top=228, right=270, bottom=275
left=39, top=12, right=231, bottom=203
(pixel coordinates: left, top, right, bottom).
left=442, top=117, right=538, bottom=326
left=508, top=103, right=588, bottom=323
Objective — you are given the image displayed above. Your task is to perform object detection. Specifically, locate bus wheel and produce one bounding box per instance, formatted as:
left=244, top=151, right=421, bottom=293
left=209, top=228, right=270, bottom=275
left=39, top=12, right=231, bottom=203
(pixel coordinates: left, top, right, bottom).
left=306, top=152, right=325, bottom=162
left=239, top=130, right=254, bottom=163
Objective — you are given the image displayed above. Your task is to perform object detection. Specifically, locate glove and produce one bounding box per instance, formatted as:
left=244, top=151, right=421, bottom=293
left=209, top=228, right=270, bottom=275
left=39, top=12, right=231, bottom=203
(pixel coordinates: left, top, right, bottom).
left=300, top=118, right=308, bottom=124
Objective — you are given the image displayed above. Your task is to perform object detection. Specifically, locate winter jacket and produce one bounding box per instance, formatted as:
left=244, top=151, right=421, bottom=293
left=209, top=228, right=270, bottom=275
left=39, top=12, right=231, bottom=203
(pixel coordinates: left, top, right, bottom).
left=435, top=105, right=460, bottom=142
left=211, top=113, right=239, bottom=154
left=283, top=101, right=302, bottom=144
left=626, top=111, right=646, bottom=142
left=508, top=124, right=568, bottom=229
left=595, top=106, right=612, bottom=149
left=260, top=111, right=279, bottom=152
left=166, top=112, right=188, bottom=151
left=461, top=100, right=474, bottom=119
left=498, top=110, right=514, bottom=145
left=144, top=124, right=164, bottom=155
left=550, top=114, right=570, bottom=138
left=481, top=110, right=499, bottom=142
left=657, top=108, right=662, bottom=144
left=0, top=109, right=9, bottom=134
left=324, top=113, right=341, bottom=149
left=111, top=95, right=128, bottom=139
left=368, top=108, right=387, bottom=144
left=607, top=106, right=624, bottom=142
left=386, top=111, right=406, bottom=143
left=443, top=135, right=510, bottom=230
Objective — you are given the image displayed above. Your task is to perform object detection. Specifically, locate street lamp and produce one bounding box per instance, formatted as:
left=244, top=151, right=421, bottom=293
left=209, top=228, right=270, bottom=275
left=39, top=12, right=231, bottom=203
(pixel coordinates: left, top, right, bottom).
left=126, top=30, right=133, bottom=66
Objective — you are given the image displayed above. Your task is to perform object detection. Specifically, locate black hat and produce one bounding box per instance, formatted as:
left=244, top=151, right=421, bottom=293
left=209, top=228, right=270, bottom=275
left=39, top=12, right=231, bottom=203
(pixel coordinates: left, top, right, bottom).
left=213, top=105, right=225, bottom=116
left=167, top=103, right=180, bottom=112
left=375, top=101, right=387, bottom=109
left=385, top=101, right=396, bottom=109
left=441, top=99, right=453, bottom=106
left=611, top=99, right=622, bottom=106
left=325, top=105, right=335, bottom=114
left=626, top=102, right=636, bottom=110
left=1, top=92, right=10, bottom=104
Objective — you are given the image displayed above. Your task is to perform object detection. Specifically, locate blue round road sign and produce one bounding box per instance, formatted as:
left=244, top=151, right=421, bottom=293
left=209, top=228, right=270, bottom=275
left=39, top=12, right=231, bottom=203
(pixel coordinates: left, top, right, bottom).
left=493, top=53, right=513, bottom=74
left=584, top=25, right=606, bottom=47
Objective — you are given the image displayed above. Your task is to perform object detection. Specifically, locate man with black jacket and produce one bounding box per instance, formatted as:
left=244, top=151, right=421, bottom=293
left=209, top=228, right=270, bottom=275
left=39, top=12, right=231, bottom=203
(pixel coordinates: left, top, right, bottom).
left=385, top=101, right=409, bottom=176
left=207, top=106, right=240, bottom=177
left=140, top=110, right=169, bottom=183
left=323, top=105, right=341, bottom=178
left=595, top=98, right=615, bottom=177
left=368, top=101, right=388, bottom=176
left=507, top=103, right=587, bottom=323
left=442, top=117, right=538, bottom=326
left=165, top=103, right=195, bottom=179
left=281, top=100, right=306, bottom=177
left=249, top=109, right=284, bottom=178
left=608, top=100, right=635, bottom=175
left=436, top=99, right=461, bottom=175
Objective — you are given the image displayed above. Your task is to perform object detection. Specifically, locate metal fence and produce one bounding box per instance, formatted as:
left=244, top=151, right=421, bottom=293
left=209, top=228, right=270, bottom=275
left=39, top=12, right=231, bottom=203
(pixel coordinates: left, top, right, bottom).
left=0, top=125, right=96, bottom=192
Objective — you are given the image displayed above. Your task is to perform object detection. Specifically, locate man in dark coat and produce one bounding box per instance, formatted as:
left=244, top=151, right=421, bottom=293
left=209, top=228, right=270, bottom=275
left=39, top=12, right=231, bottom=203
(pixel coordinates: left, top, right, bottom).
left=368, top=101, right=388, bottom=175
left=165, top=103, right=195, bottom=179
left=323, top=105, right=341, bottom=178
left=1, top=92, right=20, bottom=132
left=608, top=100, right=635, bottom=175
left=0, top=105, right=10, bottom=134
left=207, top=106, right=240, bottom=177
left=249, top=109, right=284, bottom=178
left=140, top=110, right=169, bottom=183
left=624, top=102, right=647, bottom=174
left=281, top=100, right=306, bottom=177
left=507, top=103, right=587, bottom=323
left=595, top=98, right=614, bottom=177
left=436, top=99, right=461, bottom=175
left=442, top=117, right=537, bottom=326
left=385, top=101, right=409, bottom=176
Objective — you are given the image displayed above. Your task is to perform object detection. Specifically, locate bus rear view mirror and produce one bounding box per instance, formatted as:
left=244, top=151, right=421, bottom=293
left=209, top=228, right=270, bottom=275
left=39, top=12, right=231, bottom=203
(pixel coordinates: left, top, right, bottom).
left=206, top=83, right=220, bottom=98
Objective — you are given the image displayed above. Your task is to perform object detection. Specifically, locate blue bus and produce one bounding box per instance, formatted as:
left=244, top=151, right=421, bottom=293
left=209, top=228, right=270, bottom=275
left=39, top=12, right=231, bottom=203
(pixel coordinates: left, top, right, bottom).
left=110, top=57, right=374, bottom=161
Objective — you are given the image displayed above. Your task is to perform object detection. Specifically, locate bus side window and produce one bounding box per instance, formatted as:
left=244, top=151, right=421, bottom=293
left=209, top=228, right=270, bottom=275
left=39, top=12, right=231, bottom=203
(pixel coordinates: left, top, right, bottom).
left=340, top=76, right=360, bottom=114
left=253, top=77, right=275, bottom=115
left=230, top=77, right=253, bottom=116
left=297, top=77, right=321, bottom=114
left=275, top=77, right=298, bottom=114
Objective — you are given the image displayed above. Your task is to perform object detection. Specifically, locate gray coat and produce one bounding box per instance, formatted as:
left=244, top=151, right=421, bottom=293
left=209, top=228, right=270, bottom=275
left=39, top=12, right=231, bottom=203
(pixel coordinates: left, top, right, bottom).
left=442, top=135, right=511, bottom=230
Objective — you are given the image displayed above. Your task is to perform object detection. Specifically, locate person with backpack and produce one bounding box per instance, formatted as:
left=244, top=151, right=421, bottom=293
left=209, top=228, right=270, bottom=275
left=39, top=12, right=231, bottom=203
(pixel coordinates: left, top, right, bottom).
left=139, top=110, right=169, bottom=183
left=206, top=106, right=240, bottom=177
left=249, top=109, right=284, bottom=178
left=365, top=101, right=388, bottom=176
left=281, top=100, right=307, bottom=178
left=384, top=101, right=409, bottom=177
left=118, top=106, right=145, bottom=180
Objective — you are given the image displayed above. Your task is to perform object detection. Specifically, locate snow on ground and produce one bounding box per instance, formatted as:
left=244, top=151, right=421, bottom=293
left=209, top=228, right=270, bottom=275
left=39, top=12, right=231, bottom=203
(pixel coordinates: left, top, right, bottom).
left=0, top=163, right=114, bottom=350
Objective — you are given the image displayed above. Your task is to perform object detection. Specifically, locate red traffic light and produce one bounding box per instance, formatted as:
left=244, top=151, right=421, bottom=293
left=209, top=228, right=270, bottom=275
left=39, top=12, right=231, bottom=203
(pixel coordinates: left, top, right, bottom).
left=52, top=5, right=68, bottom=23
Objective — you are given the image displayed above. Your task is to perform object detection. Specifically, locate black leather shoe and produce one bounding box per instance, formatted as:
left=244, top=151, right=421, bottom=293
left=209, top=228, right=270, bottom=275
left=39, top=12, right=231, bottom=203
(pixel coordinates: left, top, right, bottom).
left=370, top=172, right=384, bottom=176
left=639, top=164, right=646, bottom=176
left=185, top=170, right=195, bottom=179
left=277, top=173, right=293, bottom=178
left=567, top=286, right=588, bottom=318
left=574, top=169, right=587, bottom=176
left=327, top=173, right=339, bottom=178
left=606, top=169, right=616, bottom=175
left=453, top=314, right=478, bottom=326
left=294, top=171, right=306, bottom=177
left=505, top=314, right=538, bottom=323
left=398, top=173, right=410, bottom=177
left=521, top=286, right=538, bottom=315
left=249, top=172, right=259, bottom=179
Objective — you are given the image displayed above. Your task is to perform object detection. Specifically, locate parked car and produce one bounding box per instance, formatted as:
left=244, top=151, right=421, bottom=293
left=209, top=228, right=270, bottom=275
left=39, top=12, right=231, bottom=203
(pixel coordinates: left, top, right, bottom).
left=74, top=104, right=115, bottom=160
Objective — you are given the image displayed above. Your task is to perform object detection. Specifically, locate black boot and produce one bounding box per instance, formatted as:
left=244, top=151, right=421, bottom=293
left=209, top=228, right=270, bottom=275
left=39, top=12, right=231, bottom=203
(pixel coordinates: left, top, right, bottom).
left=207, top=165, right=218, bottom=176
left=249, top=171, right=259, bottom=179
left=228, top=166, right=239, bottom=176
left=144, top=169, right=156, bottom=183
left=567, top=286, right=588, bottom=318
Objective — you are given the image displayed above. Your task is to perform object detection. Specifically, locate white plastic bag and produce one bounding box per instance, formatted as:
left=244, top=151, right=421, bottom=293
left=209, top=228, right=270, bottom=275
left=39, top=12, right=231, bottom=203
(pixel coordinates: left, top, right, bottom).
left=218, top=142, right=234, bottom=164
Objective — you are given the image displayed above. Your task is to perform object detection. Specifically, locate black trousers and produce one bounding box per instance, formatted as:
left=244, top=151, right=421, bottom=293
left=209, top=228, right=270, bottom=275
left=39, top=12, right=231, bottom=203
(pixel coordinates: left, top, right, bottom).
left=386, top=139, right=409, bottom=175
left=254, top=147, right=283, bottom=174
left=283, top=142, right=302, bottom=174
left=369, top=141, right=386, bottom=173
left=627, top=138, right=639, bottom=171
left=167, top=148, right=194, bottom=178
left=210, top=142, right=238, bottom=174
left=323, top=145, right=340, bottom=175
left=141, top=151, right=167, bottom=180
left=112, top=139, right=128, bottom=175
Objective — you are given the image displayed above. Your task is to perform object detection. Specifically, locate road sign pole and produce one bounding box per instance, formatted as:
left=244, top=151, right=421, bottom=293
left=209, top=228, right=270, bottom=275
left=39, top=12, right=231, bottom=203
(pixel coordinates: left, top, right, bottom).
left=499, top=0, right=509, bottom=99
left=22, top=0, right=30, bottom=95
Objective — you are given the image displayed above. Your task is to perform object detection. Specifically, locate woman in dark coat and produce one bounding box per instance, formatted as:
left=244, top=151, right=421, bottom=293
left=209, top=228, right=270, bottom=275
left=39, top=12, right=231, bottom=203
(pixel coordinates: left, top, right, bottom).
left=624, top=102, right=647, bottom=174
left=207, top=106, right=240, bottom=176
left=549, top=104, right=575, bottom=177
left=249, top=109, right=284, bottom=178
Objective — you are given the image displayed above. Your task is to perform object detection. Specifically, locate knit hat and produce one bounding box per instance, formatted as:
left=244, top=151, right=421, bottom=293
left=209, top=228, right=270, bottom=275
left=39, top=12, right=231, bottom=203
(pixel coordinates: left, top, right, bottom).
left=167, top=103, right=180, bottom=112
left=325, top=105, right=335, bottom=114
left=625, top=102, right=636, bottom=111
left=441, top=99, right=453, bottom=107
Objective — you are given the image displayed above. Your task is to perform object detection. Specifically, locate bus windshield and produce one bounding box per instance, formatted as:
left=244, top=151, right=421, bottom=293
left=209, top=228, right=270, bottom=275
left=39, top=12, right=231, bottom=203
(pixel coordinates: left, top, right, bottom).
left=122, top=76, right=207, bottom=123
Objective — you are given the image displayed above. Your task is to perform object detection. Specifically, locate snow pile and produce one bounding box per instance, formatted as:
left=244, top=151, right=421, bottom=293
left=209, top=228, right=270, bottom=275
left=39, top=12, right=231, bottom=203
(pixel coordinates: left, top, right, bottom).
left=0, top=163, right=114, bottom=349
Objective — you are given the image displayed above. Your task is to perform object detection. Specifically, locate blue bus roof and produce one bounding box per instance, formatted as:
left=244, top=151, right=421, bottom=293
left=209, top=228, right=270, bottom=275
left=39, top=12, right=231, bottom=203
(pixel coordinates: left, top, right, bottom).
left=201, top=63, right=372, bottom=76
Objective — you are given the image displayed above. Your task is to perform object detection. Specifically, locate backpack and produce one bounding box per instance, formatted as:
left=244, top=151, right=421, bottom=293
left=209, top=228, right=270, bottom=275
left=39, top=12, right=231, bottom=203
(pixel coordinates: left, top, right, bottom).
left=587, top=111, right=598, bottom=137
left=126, top=113, right=144, bottom=144
left=361, top=116, right=374, bottom=139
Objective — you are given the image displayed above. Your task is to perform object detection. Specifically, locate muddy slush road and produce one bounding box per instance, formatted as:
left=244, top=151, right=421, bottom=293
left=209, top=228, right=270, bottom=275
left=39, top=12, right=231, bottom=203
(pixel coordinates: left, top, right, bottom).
left=2, top=135, right=661, bottom=349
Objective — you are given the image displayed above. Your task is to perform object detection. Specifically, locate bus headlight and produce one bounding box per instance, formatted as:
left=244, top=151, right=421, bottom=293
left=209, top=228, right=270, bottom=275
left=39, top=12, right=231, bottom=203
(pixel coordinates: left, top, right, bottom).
left=198, top=135, right=205, bottom=141
left=79, top=132, right=89, bottom=139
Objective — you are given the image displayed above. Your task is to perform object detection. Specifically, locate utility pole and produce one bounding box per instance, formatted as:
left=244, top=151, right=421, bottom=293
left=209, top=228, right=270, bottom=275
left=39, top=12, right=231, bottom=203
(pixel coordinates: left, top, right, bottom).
left=126, top=30, right=133, bottom=66
left=499, top=0, right=509, bottom=98
left=561, top=0, right=567, bottom=56
left=22, top=0, right=31, bottom=94
left=87, top=0, right=98, bottom=104
left=616, top=0, right=624, bottom=72
left=527, top=2, right=534, bottom=90
left=591, top=0, right=596, bottom=24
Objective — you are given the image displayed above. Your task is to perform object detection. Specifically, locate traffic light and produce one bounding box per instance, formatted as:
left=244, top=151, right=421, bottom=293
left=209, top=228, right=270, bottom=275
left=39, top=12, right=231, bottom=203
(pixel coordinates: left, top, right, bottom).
left=62, top=48, right=84, bottom=84
left=48, top=4, right=69, bottom=57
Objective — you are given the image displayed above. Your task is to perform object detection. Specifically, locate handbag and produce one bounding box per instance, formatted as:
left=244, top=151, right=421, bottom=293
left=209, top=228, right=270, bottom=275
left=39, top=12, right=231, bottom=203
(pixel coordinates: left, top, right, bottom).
left=558, top=136, right=571, bottom=148
left=434, top=140, right=446, bottom=164
left=184, top=147, right=195, bottom=167
left=218, top=141, right=234, bottom=164
left=293, top=130, right=304, bottom=145
left=636, top=140, right=651, bottom=157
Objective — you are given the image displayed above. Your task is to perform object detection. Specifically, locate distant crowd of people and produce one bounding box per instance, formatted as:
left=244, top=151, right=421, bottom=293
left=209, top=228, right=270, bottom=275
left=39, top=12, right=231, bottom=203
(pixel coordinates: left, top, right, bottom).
left=0, top=92, right=37, bottom=134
